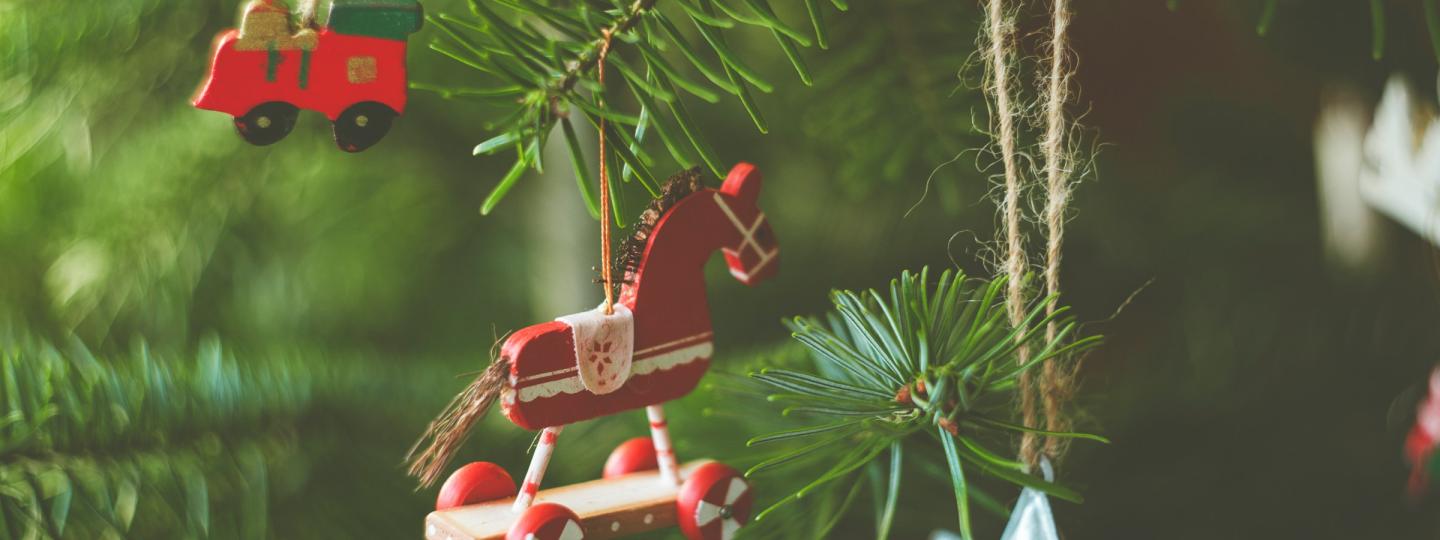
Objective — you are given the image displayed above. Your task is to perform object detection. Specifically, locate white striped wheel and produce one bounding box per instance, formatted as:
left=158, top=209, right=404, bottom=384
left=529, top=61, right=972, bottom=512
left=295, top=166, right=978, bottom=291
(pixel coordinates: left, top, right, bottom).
left=506, top=502, right=584, bottom=540
left=676, top=462, right=752, bottom=540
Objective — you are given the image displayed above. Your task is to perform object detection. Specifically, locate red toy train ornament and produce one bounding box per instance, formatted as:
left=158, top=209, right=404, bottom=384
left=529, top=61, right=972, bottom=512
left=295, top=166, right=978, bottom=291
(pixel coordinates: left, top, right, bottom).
left=422, top=164, right=779, bottom=540
left=192, top=0, right=421, bottom=152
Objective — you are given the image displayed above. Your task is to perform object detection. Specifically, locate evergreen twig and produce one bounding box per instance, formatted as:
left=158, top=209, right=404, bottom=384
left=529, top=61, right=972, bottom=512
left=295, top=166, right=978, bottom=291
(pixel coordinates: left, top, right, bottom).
left=745, top=268, right=1106, bottom=526
left=0, top=335, right=313, bottom=539
left=420, top=0, right=839, bottom=217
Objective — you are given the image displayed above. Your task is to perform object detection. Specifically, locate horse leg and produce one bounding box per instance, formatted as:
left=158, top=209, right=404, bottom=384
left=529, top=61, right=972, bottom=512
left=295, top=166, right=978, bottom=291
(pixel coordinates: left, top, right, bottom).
left=512, top=425, right=563, bottom=512
left=646, top=405, right=680, bottom=485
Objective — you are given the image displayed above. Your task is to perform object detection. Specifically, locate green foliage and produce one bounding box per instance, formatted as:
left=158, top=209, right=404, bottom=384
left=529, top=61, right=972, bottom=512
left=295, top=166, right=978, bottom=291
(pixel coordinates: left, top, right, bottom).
left=1371, top=0, right=1385, bottom=60
left=746, top=268, right=1104, bottom=538
left=1181, top=0, right=1440, bottom=64
left=0, top=0, right=518, bottom=351
left=0, top=329, right=488, bottom=539
left=5, top=0, right=1438, bottom=537
left=795, top=0, right=981, bottom=203
left=422, top=0, right=843, bottom=217
left=1256, top=0, right=1278, bottom=37
left=1426, top=0, right=1440, bottom=64
left=0, top=0, right=237, bottom=345
left=0, top=333, right=311, bottom=539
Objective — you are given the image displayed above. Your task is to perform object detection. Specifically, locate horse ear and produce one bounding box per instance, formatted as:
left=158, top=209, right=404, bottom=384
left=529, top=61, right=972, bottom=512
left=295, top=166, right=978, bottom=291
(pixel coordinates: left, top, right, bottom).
left=720, top=162, right=762, bottom=204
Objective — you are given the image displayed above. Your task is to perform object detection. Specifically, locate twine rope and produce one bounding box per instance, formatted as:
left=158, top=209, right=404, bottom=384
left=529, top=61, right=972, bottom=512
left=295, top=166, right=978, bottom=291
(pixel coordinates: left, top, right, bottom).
left=1039, top=0, right=1076, bottom=461
left=985, top=0, right=1079, bottom=468
left=598, top=30, right=616, bottom=315
left=982, top=0, right=1039, bottom=466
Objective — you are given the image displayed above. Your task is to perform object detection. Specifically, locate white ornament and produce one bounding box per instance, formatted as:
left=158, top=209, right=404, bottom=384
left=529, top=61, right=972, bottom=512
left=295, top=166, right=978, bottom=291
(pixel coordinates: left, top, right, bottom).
left=1357, top=76, right=1440, bottom=248
left=1313, top=74, right=1440, bottom=271
left=998, top=458, right=1059, bottom=540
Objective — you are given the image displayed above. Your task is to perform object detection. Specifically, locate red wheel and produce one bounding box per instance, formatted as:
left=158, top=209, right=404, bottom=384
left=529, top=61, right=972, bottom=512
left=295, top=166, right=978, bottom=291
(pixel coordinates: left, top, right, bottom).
left=677, top=462, right=752, bottom=540
left=436, top=462, right=516, bottom=510
left=603, top=437, right=658, bottom=479
left=507, top=502, right=584, bottom=540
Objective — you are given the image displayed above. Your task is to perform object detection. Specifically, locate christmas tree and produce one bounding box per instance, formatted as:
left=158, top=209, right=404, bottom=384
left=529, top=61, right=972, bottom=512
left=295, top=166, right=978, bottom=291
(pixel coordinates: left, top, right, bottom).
left=7, top=0, right=1440, bottom=538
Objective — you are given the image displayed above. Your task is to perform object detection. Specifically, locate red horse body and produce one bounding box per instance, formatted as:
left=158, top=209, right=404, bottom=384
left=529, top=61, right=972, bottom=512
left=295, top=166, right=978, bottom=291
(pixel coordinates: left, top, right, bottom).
left=424, top=164, right=776, bottom=540
left=500, top=163, right=779, bottom=430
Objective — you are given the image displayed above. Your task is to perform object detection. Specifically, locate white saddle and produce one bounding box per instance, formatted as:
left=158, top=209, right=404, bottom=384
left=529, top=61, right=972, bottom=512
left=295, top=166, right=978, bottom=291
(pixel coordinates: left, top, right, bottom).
left=556, top=303, right=635, bottom=395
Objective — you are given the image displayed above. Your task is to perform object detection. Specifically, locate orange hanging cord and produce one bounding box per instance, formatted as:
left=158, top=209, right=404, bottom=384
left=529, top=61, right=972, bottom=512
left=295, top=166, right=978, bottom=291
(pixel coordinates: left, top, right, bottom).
left=597, top=30, right=616, bottom=315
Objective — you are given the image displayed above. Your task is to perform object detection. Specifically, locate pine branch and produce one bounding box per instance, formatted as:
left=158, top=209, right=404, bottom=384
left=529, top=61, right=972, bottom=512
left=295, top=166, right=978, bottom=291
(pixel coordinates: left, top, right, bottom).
left=0, top=335, right=316, bottom=538
left=0, top=330, right=463, bottom=539
left=552, top=0, right=659, bottom=97
left=744, top=268, right=1106, bottom=526
left=421, top=0, right=841, bottom=218
left=791, top=0, right=983, bottom=205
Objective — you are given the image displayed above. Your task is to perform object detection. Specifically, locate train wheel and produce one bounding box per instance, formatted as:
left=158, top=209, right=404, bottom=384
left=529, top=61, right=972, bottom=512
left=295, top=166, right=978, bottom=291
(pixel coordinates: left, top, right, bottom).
left=603, top=437, right=658, bottom=479
left=234, top=102, right=298, bottom=146
left=436, top=462, right=516, bottom=511
left=507, top=502, right=585, bottom=540
left=677, top=462, right=752, bottom=540
left=332, top=102, right=396, bottom=153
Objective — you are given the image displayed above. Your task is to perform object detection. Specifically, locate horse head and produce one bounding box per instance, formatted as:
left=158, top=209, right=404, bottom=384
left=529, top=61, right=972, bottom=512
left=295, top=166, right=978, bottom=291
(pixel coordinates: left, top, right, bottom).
left=714, top=163, right=780, bottom=286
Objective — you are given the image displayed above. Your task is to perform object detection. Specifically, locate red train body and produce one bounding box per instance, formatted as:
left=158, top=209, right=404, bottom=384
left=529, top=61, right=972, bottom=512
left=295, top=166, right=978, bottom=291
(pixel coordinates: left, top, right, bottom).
left=195, top=28, right=409, bottom=121
left=192, top=0, right=421, bottom=151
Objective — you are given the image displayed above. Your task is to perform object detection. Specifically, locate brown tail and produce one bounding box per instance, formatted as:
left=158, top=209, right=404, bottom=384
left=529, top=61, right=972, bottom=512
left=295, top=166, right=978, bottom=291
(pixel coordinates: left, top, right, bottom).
left=405, top=357, right=510, bottom=488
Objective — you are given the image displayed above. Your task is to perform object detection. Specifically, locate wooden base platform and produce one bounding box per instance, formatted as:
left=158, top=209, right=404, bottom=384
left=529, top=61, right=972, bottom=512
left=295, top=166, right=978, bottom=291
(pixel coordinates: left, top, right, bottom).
left=425, top=461, right=709, bottom=540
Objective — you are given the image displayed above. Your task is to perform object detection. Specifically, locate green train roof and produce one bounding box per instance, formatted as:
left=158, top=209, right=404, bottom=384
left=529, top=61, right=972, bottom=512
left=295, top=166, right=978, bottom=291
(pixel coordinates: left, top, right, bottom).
left=328, top=0, right=423, bottom=41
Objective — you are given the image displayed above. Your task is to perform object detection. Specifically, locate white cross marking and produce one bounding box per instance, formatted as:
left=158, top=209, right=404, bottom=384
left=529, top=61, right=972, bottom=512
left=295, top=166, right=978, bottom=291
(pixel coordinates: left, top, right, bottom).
left=712, top=194, right=777, bottom=280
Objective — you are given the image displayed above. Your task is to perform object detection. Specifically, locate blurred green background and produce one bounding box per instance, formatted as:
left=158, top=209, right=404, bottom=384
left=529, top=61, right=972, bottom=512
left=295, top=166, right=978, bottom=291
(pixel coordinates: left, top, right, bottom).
left=6, top=0, right=1440, bottom=538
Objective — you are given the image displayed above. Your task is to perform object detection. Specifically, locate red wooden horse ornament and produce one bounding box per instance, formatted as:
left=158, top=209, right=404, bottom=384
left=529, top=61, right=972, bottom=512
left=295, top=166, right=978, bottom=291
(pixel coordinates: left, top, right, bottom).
left=415, top=164, right=778, bottom=540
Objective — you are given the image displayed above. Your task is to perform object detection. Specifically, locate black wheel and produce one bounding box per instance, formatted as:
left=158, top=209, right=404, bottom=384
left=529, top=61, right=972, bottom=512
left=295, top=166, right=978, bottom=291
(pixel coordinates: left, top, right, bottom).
left=233, top=102, right=299, bottom=146
left=332, top=102, right=396, bottom=153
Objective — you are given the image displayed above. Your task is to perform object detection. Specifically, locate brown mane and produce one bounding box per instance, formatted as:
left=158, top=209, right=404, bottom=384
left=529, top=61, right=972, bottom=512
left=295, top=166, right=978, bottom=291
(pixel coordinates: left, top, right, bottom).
left=615, top=167, right=703, bottom=284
